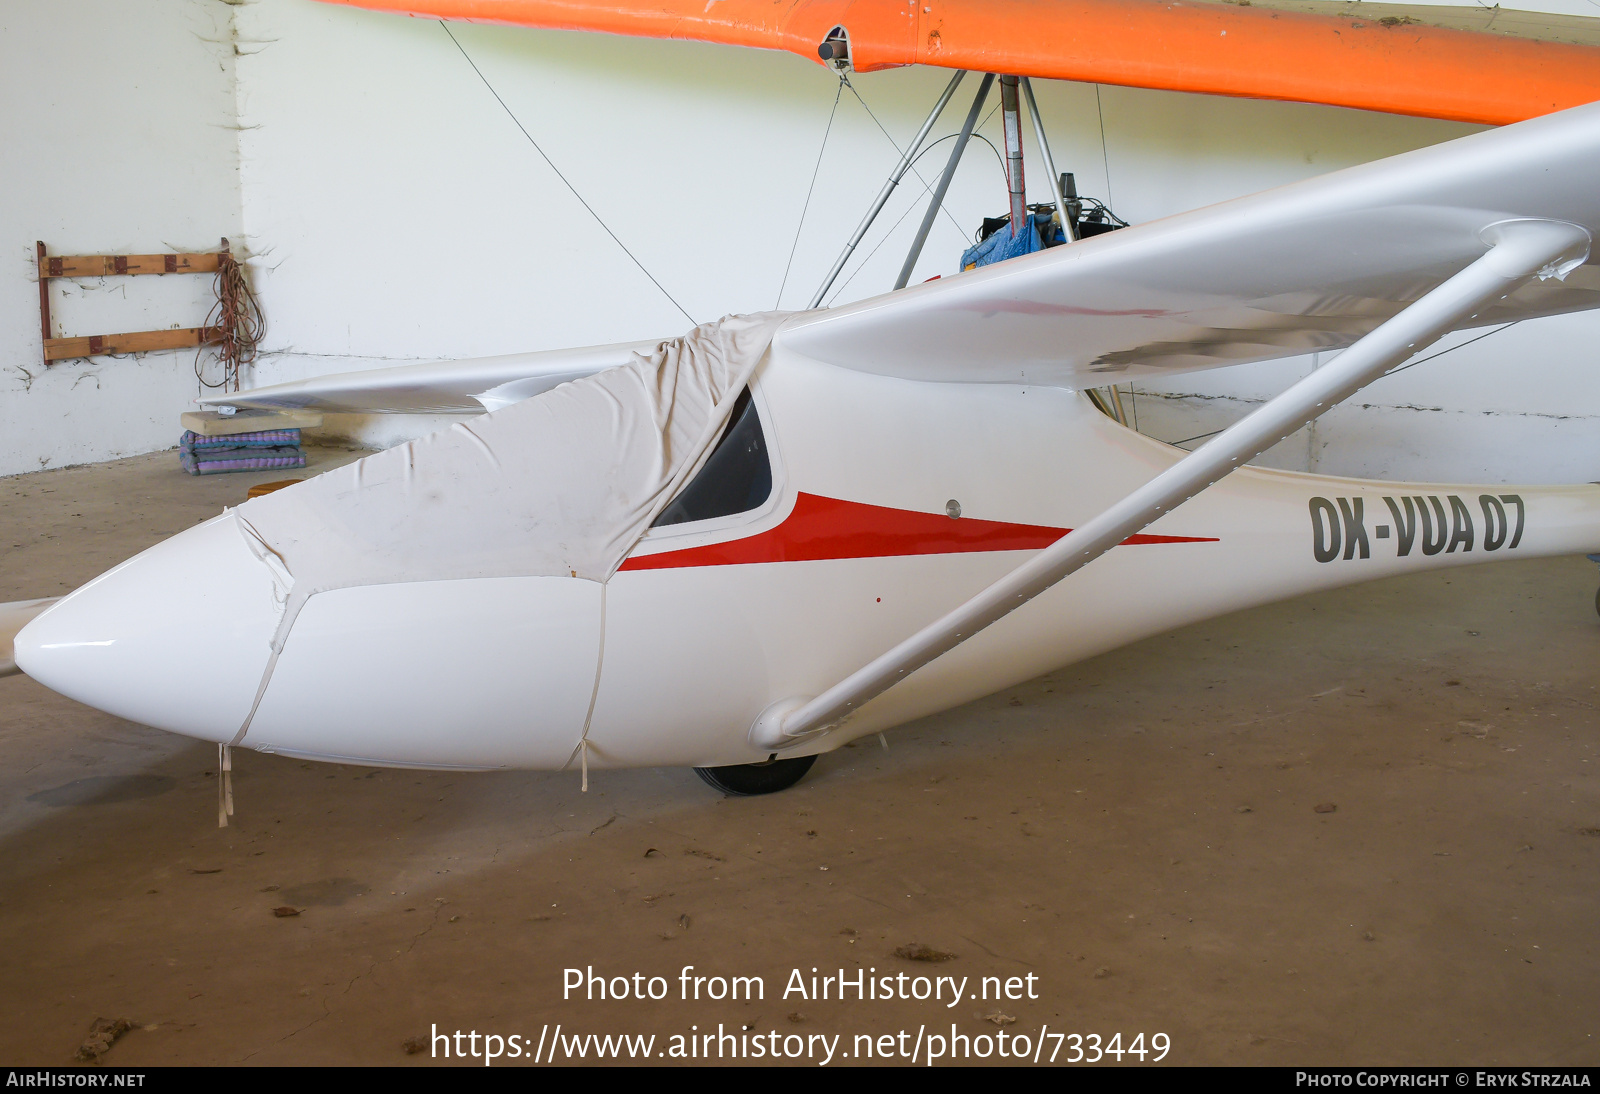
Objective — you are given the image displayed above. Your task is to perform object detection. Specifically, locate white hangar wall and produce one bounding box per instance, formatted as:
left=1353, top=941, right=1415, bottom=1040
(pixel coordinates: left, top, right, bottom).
left=3, top=0, right=1597, bottom=485
left=230, top=0, right=1600, bottom=483
left=0, top=0, right=242, bottom=478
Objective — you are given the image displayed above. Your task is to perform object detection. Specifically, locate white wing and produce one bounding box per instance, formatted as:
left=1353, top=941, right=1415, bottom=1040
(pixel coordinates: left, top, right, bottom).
left=777, top=100, right=1600, bottom=386
left=209, top=102, right=1600, bottom=414
left=197, top=339, right=662, bottom=414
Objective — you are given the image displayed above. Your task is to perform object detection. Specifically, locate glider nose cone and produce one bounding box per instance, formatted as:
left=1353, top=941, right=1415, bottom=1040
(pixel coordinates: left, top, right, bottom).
left=14, top=514, right=283, bottom=743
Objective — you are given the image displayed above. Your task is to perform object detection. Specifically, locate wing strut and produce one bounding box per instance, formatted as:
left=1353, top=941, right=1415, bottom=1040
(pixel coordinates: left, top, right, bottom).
left=1000, top=75, right=1028, bottom=237
left=1021, top=77, right=1076, bottom=244
left=895, top=74, right=995, bottom=290
left=752, top=217, right=1591, bottom=751
left=809, top=70, right=967, bottom=309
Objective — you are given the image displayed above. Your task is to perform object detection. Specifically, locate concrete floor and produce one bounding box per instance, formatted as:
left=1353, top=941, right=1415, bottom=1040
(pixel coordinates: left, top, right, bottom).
left=2, top=447, right=1598, bottom=1066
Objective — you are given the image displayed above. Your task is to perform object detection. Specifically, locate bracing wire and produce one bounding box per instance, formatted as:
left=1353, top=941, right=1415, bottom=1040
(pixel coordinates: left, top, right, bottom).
left=824, top=197, right=923, bottom=306
left=440, top=21, right=695, bottom=326
left=1095, top=85, right=1113, bottom=210
left=822, top=130, right=1009, bottom=307
left=777, top=77, right=845, bottom=309
left=822, top=85, right=1016, bottom=306
left=843, top=75, right=971, bottom=240
left=1168, top=427, right=1226, bottom=449
left=1383, top=321, right=1518, bottom=377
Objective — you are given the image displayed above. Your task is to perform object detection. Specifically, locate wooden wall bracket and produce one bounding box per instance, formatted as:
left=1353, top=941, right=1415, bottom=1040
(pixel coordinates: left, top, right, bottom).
left=36, top=238, right=233, bottom=368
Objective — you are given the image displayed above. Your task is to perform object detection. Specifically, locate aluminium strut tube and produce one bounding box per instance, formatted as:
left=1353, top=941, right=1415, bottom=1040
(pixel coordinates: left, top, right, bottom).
left=809, top=70, right=968, bottom=308
left=895, top=74, right=995, bottom=290
left=754, top=217, right=1592, bottom=749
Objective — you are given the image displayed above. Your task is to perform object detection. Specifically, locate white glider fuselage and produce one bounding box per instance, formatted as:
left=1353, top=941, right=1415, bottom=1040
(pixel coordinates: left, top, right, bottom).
left=16, top=340, right=1600, bottom=773
left=20, top=101, right=1600, bottom=779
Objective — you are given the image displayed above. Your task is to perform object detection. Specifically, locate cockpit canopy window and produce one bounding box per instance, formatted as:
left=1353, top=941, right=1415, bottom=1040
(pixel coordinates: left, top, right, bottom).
left=652, top=388, right=771, bottom=527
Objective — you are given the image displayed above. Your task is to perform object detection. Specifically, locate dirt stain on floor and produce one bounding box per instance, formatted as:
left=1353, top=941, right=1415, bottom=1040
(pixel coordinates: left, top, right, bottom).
left=27, top=775, right=176, bottom=807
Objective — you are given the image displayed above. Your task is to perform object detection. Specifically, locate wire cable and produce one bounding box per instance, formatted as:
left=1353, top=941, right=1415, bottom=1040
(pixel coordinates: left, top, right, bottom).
left=1167, top=426, right=1226, bottom=449
left=843, top=76, right=971, bottom=240
left=824, top=194, right=924, bottom=306
left=1383, top=321, right=1518, bottom=378
left=777, top=77, right=844, bottom=308
left=832, top=131, right=1004, bottom=303
left=195, top=251, right=264, bottom=392
left=440, top=21, right=695, bottom=326
left=821, top=80, right=1013, bottom=306
left=1095, top=85, right=1114, bottom=210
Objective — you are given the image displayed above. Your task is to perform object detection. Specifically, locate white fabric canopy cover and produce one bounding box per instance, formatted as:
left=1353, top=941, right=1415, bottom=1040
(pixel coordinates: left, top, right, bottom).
left=226, top=310, right=790, bottom=741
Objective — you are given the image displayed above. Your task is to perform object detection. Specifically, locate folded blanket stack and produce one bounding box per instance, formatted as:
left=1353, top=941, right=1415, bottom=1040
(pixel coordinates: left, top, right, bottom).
left=179, top=428, right=306, bottom=476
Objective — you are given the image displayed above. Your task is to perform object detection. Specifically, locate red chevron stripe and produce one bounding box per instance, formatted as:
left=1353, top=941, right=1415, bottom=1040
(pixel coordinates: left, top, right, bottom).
left=619, top=492, right=1217, bottom=571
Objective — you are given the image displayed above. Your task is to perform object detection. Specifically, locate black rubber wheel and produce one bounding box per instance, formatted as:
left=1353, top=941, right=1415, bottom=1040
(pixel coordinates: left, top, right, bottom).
left=694, top=754, right=817, bottom=796
left=1593, top=585, right=1600, bottom=618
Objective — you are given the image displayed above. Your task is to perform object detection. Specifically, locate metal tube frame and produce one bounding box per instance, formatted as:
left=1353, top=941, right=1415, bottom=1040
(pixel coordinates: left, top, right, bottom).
left=808, top=70, right=968, bottom=309
left=753, top=218, right=1591, bottom=750
left=1000, top=75, right=1027, bottom=238
left=1020, top=77, right=1077, bottom=244
left=894, top=73, right=995, bottom=291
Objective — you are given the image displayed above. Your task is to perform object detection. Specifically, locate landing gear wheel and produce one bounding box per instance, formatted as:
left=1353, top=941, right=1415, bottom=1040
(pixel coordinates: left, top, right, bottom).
left=694, top=754, right=816, bottom=796
left=1594, top=585, right=1600, bottom=618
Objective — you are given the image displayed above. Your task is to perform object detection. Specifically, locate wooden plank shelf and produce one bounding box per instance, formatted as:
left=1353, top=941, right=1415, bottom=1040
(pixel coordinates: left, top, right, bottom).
left=43, top=326, right=222, bottom=363
left=38, top=253, right=221, bottom=279
left=35, top=239, right=235, bottom=367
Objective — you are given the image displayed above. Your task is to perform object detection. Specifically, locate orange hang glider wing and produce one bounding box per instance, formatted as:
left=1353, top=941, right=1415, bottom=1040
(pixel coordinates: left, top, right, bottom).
left=318, top=0, right=1600, bottom=125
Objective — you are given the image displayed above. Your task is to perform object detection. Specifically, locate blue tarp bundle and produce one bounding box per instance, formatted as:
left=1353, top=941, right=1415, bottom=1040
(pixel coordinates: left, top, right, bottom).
left=960, top=213, right=1064, bottom=272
